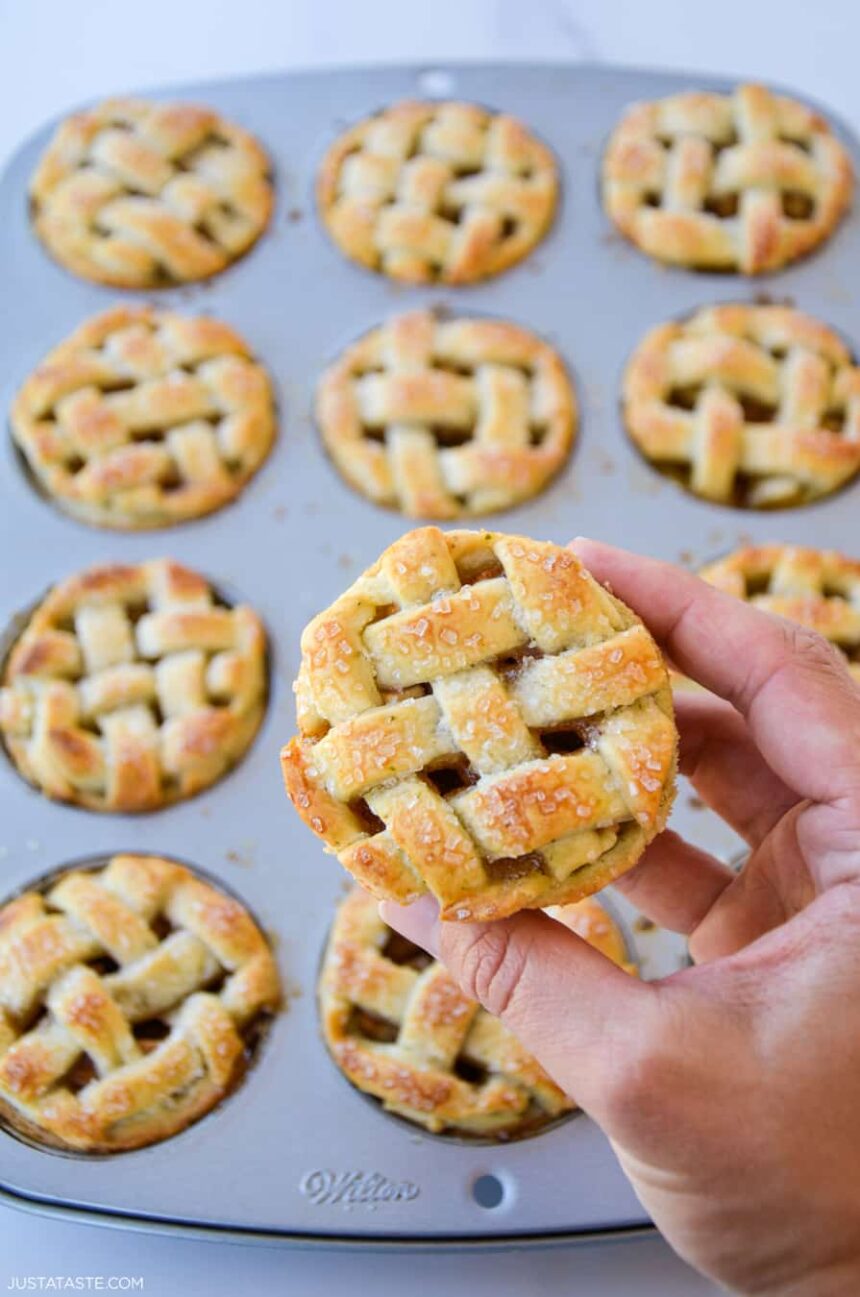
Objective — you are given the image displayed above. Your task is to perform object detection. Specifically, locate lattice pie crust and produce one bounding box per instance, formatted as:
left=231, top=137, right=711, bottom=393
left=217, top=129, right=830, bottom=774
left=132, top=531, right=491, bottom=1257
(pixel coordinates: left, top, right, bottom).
left=0, top=853, right=280, bottom=1152
left=12, top=306, right=276, bottom=529
left=0, top=560, right=266, bottom=812
left=318, top=100, right=557, bottom=284
left=283, top=528, right=677, bottom=921
left=316, top=310, right=576, bottom=518
left=603, top=83, right=852, bottom=274
left=623, top=303, right=860, bottom=509
left=30, top=98, right=273, bottom=287
left=700, top=544, right=860, bottom=683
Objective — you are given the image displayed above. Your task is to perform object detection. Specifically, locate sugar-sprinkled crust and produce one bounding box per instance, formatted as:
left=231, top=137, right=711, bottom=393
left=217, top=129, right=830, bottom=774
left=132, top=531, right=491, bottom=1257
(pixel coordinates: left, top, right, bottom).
left=0, top=853, right=280, bottom=1153
left=603, top=83, right=852, bottom=274
left=320, top=887, right=632, bottom=1136
left=0, top=560, right=267, bottom=812
left=12, top=306, right=276, bottom=530
left=316, top=310, right=576, bottom=518
left=699, top=543, right=860, bottom=682
left=317, top=100, right=558, bottom=284
left=623, top=303, right=860, bottom=509
left=282, top=528, right=677, bottom=921
left=30, top=98, right=273, bottom=287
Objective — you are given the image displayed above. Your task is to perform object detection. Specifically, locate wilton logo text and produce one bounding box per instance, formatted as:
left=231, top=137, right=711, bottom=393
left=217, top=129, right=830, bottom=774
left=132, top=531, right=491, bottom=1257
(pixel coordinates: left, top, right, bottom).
left=300, top=1169, right=420, bottom=1207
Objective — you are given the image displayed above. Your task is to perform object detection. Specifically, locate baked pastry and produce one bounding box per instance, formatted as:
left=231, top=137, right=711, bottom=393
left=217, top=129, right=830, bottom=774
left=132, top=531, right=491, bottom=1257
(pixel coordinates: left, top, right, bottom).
left=0, top=853, right=280, bottom=1152
left=700, top=544, right=860, bottom=683
left=11, top=306, right=276, bottom=530
left=546, top=896, right=638, bottom=974
left=0, top=560, right=266, bottom=812
left=282, top=527, right=677, bottom=921
left=30, top=97, right=273, bottom=287
left=316, top=310, right=576, bottom=518
left=623, top=303, right=860, bottom=508
left=317, top=100, right=557, bottom=283
left=603, top=83, right=852, bottom=274
left=320, top=887, right=633, bottom=1137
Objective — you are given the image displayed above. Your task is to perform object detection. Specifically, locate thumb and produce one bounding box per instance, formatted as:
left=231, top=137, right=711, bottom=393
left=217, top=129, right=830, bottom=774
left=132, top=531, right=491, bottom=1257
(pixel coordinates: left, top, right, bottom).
left=379, top=894, right=655, bottom=1121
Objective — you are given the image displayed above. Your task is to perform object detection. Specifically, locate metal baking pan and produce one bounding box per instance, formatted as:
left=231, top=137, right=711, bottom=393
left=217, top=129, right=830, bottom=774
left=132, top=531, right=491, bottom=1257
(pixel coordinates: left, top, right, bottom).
left=0, top=61, right=856, bottom=1247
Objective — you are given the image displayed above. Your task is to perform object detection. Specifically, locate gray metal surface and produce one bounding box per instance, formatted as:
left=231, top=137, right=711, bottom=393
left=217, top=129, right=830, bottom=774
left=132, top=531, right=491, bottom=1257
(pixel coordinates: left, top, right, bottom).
left=0, top=61, right=854, bottom=1245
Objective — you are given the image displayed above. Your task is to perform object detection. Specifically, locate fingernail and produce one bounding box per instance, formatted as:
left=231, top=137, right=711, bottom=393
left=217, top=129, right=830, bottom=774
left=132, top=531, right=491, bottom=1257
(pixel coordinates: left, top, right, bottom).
left=379, top=894, right=441, bottom=957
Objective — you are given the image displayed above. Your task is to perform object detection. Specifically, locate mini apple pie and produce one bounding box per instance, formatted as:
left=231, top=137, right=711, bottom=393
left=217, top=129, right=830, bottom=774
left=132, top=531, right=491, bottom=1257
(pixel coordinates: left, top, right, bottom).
left=623, top=303, right=860, bottom=508
left=282, top=527, right=677, bottom=921
left=320, top=886, right=633, bottom=1137
left=603, top=83, right=852, bottom=274
left=12, top=306, right=276, bottom=529
left=30, top=97, right=273, bottom=287
left=700, top=544, right=860, bottom=683
left=317, top=100, right=558, bottom=283
left=0, top=853, right=280, bottom=1152
left=0, top=560, right=266, bottom=812
left=316, top=310, right=576, bottom=517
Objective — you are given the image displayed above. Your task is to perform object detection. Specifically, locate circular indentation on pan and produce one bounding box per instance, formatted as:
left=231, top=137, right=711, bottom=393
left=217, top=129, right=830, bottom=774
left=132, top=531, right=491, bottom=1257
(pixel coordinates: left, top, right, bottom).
left=0, top=564, right=271, bottom=814
left=472, top=1171, right=506, bottom=1208
left=0, top=850, right=281, bottom=1157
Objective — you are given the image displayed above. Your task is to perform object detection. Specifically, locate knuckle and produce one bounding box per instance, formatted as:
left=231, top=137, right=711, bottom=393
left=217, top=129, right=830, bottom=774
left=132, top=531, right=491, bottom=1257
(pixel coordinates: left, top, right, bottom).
left=781, top=622, right=845, bottom=679
left=450, top=923, right=530, bottom=1019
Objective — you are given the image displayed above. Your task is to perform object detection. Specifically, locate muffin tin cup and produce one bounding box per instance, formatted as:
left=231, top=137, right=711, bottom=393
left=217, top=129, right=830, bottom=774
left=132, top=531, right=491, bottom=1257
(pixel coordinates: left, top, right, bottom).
left=0, top=61, right=856, bottom=1246
left=0, top=852, right=279, bottom=1157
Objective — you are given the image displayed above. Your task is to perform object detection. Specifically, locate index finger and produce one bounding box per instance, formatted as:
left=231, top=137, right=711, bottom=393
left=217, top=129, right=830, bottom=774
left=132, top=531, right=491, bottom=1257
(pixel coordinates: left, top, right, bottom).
left=571, top=538, right=860, bottom=804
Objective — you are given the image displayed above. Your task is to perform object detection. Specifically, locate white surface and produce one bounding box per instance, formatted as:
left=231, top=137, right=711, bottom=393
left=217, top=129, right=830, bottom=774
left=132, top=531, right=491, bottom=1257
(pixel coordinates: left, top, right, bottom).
left=0, top=0, right=856, bottom=1292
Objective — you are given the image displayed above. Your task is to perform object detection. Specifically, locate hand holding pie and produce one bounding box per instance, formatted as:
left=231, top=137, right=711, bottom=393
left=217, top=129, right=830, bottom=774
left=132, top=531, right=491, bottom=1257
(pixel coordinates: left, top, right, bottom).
left=282, top=527, right=677, bottom=921
left=382, top=542, right=860, bottom=1293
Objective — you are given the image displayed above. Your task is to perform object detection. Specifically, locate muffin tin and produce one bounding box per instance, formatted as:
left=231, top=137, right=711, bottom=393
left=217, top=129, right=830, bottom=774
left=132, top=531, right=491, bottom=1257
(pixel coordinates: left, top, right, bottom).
left=0, top=61, right=856, bottom=1246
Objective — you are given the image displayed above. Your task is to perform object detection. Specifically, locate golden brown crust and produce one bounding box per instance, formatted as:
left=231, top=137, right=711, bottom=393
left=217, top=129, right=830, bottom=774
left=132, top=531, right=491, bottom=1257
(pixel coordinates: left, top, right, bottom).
left=316, top=309, right=576, bottom=518
left=30, top=98, right=273, bottom=287
left=623, top=303, right=860, bottom=508
left=317, top=100, right=558, bottom=284
left=320, top=887, right=634, bottom=1135
left=603, top=83, right=853, bottom=274
left=0, top=853, right=280, bottom=1153
left=11, top=306, right=276, bottom=530
left=282, top=528, right=677, bottom=920
left=698, top=543, right=860, bottom=683
left=546, top=896, right=638, bottom=974
left=0, top=559, right=267, bottom=812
